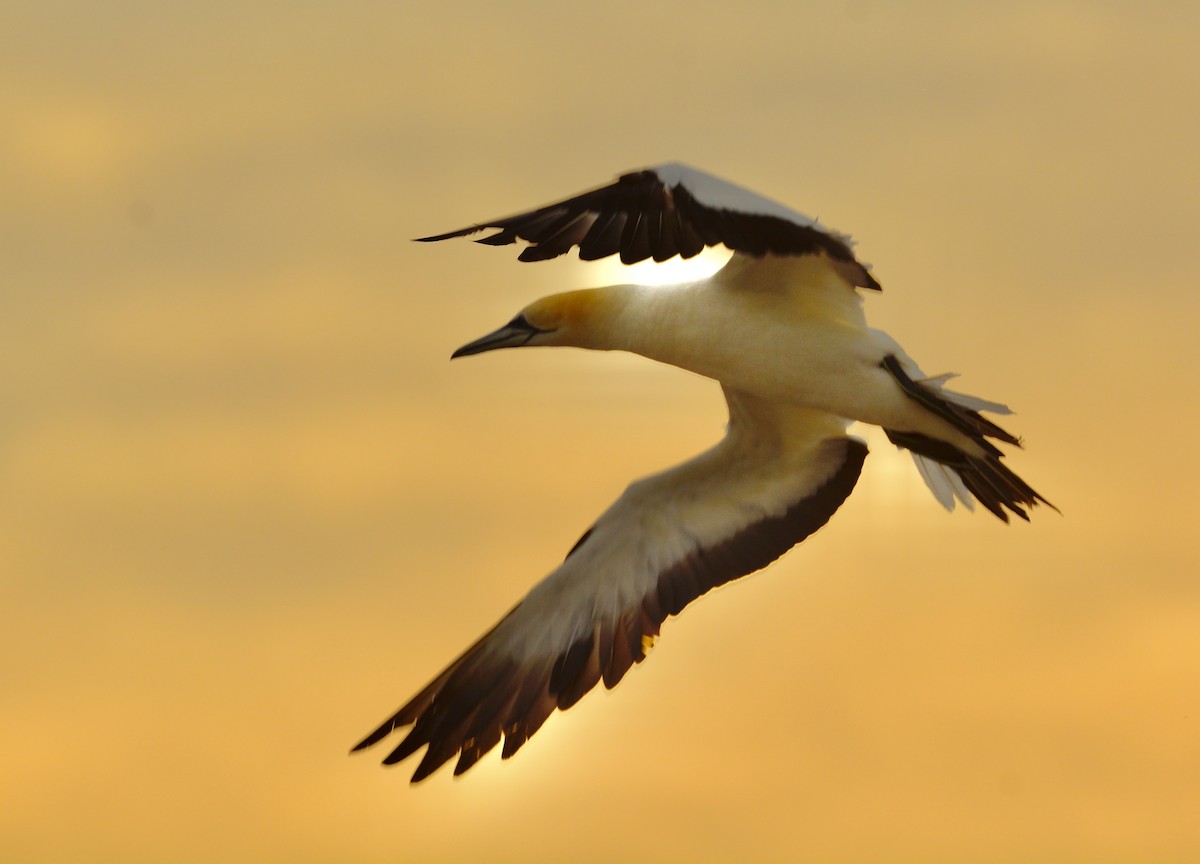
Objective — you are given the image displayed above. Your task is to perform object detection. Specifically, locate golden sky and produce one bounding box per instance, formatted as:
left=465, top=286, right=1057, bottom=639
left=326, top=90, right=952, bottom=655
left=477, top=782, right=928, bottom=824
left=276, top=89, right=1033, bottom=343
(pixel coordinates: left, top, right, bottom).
left=3, top=2, right=1199, bottom=862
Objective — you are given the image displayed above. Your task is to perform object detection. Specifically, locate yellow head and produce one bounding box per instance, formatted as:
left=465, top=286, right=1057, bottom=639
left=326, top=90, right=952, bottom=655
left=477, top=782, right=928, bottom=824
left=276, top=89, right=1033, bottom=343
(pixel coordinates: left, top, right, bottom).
left=451, top=288, right=617, bottom=358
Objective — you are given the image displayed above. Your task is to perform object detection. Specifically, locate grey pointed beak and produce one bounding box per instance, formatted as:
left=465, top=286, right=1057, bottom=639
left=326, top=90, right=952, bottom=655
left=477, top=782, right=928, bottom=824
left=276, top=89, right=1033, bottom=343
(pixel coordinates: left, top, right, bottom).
left=451, top=314, right=552, bottom=359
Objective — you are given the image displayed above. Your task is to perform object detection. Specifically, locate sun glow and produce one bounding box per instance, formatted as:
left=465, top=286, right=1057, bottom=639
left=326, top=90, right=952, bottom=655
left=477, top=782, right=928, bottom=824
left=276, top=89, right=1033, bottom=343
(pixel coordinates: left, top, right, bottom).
left=589, top=245, right=733, bottom=287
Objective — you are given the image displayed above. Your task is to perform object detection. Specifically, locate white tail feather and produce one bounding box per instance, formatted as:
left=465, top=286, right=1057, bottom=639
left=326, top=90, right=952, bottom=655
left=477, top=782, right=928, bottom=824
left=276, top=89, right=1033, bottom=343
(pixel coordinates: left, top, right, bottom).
left=936, top=384, right=1012, bottom=416
left=911, top=453, right=975, bottom=512
left=874, top=331, right=1015, bottom=417
left=912, top=453, right=954, bottom=510
left=911, top=453, right=976, bottom=512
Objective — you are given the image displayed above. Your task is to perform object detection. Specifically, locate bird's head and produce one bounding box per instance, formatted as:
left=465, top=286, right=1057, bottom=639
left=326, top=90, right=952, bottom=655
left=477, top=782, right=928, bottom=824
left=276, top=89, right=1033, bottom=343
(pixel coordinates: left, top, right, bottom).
left=451, top=288, right=616, bottom=358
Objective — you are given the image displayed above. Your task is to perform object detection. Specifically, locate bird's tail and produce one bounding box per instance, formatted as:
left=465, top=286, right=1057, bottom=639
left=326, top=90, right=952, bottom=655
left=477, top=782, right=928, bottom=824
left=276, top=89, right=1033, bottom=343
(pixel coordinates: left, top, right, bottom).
left=880, top=355, right=1054, bottom=522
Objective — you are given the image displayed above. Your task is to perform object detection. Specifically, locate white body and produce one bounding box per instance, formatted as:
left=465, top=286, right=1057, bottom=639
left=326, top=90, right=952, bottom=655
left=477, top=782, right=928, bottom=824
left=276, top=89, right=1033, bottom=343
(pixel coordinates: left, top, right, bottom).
left=592, top=254, right=983, bottom=454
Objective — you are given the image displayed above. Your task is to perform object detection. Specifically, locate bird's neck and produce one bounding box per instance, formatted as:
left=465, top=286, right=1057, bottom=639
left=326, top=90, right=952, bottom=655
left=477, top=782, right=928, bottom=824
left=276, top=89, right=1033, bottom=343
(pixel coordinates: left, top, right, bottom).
left=585, top=282, right=701, bottom=362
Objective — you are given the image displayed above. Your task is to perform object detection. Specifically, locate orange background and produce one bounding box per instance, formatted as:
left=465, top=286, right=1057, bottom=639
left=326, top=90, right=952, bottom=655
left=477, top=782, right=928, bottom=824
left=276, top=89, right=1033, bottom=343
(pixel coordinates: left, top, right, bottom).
left=3, top=3, right=1198, bottom=862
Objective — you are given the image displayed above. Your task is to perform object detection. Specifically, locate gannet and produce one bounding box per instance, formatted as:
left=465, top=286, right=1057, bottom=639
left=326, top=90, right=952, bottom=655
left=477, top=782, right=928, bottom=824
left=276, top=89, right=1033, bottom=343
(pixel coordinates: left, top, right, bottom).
left=354, top=162, right=1052, bottom=782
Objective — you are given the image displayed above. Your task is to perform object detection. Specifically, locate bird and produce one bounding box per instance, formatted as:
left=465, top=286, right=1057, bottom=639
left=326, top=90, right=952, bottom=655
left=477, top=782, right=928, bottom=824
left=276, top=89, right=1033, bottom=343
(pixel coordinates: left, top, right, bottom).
left=352, top=162, right=1052, bottom=782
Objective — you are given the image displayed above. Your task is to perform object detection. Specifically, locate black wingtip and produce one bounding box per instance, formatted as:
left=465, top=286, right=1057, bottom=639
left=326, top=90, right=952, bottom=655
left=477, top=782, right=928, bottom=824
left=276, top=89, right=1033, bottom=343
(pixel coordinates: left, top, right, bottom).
left=351, top=716, right=403, bottom=754
left=413, top=225, right=483, bottom=243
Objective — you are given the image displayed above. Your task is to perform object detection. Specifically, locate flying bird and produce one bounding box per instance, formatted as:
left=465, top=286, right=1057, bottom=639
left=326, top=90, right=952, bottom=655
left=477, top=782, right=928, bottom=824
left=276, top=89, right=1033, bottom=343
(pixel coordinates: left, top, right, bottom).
left=353, top=162, right=1052, bottom=782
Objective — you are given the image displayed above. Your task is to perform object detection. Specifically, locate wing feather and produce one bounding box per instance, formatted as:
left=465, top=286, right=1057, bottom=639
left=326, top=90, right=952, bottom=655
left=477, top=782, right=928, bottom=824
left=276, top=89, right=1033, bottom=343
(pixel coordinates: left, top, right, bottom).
left=415, top=162, right=880, bottom=290
left=352, top=392, right=867, bottom=781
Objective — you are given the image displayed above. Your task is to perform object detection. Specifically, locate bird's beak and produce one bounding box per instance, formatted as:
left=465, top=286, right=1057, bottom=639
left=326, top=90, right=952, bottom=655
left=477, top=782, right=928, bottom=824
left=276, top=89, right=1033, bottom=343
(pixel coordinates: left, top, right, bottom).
left=451, top=314, right=552, bottom=359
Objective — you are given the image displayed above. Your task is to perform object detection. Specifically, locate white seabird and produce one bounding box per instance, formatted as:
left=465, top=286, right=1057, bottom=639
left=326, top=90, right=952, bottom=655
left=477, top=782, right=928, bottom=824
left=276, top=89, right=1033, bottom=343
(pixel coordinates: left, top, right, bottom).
left=354, top=162, right=1052, bottom=782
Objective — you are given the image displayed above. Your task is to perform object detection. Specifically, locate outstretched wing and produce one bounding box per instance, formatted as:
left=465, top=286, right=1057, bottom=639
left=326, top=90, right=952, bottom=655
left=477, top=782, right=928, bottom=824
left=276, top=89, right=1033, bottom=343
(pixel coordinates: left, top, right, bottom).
left=352, top=390, right=868, bottom=782
left=416, top=162, right=880, bottom=290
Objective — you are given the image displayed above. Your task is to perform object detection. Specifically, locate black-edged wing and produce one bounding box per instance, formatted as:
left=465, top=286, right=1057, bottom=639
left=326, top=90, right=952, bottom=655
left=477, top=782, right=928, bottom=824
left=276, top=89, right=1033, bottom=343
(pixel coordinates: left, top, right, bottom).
left=352, top=393, right=867, bottom=782
left=417, top=162, right=880, bottom=290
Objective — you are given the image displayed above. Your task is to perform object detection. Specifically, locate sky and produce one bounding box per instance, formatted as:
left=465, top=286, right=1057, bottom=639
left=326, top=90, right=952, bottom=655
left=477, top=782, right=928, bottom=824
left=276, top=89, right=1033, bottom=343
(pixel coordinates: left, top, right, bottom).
left=2, top=1, right=1199, bottom=862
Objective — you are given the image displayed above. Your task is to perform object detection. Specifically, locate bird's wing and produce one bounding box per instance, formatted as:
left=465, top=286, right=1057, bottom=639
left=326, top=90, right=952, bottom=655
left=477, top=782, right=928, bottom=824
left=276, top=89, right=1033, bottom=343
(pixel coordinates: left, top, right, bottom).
left=352, top=389, right=868, bottom=782
left=416, top=162, right=880, bottom=290
left=875, top=346, right=1054, bottom=522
